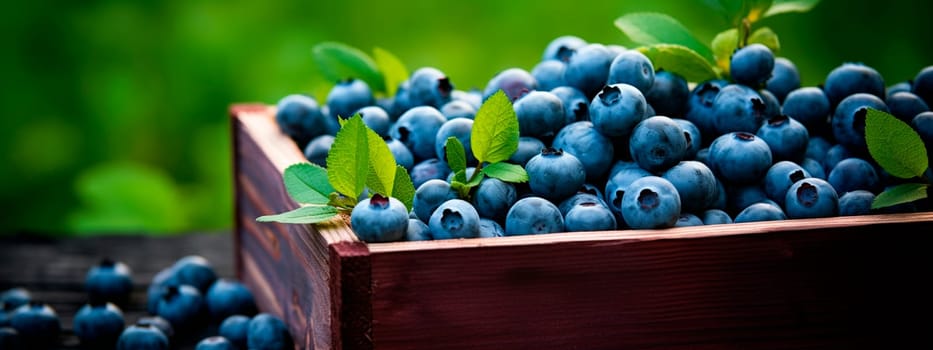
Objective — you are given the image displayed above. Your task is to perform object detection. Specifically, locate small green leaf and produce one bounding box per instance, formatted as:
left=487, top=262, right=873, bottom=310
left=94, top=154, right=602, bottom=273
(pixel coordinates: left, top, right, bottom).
left=872, top=183, right=929, bottom=209
left=445, top=137, right=467, bottom=175
left=745, top=0, right=774, bottom=23
left=614, top=12, right=714, bottom=62
left=748, top=27, right=781, bottom=53
left=328, top=192, right=357, bottom=209
left=312, top=42, right=385, bottom=92
left=464, top=171, right=485, bottom=187
left=711, top=28, right=740, bottom=73
left=453, top=169, right=468, bottom=184
left=865, top=108, right=929, bottom=179
left=373, top=47, right=408, bottom=97
left=472, top=90, right=520, bottom=164
left=283, top=163, right=334, bottom=205
left=366, top=122, right=397, bottom=196
left=391, top=165, right=415, bottom=211
left=637, top=44, right=720, bottom=82
left=481, top=162, right=529, bottom=183
left=764, top=0, right=821, bottom=17
left=702, top=0, right=744, bottom=24
left=327, top=115, right=369, bottom=198
left=257, top=205, right=339, bottom=224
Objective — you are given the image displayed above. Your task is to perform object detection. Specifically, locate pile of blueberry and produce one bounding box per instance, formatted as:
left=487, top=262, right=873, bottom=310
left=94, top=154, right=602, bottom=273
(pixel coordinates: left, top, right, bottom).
left=276, top=36, right=933, bottom=243
left=0, top=256, right=291, bottom=350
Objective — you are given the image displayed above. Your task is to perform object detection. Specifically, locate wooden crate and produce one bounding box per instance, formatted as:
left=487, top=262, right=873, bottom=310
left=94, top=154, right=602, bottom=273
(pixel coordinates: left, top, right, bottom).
left=231, top=104, right=933, bottom=350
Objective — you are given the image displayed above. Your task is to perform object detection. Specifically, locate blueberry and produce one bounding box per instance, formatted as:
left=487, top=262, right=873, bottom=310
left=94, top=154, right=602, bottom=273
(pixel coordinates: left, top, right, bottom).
left=275, top=94, right=331, bottom=146
left=805, top=136, right=832, bottom=163
left=620, top=176, right=681, bottom=229
left=552, top=121, right=615, bottom=181
left=785, top=178, right=839, bottom=218
left=434, top=118, right=475, bottom=165
left=734, top=202, right=787, bottom=223
left=196, top=336, right=236, bottom=350
left=354, top=106, right=392, bottom=137
left=509, top=137, right=545, bottom=166
left=730, top=44, right=774, bottom=87
left=86, top=258, right=133, bottom=306
left=604, top=164, right=652, bottom=224
left=912, top=111, right=933, bottom=144
left=407, top=67, right=454, bottom=108
left=550, top=86, right=590, bottom=125
left=564, top=43, right=614, bottom=97
left=1, top=288, right=30, bottom=311
left=514, top=91, right=566, bottom=139
left=478, top=218, right=505, bottom=238
left=629, top=116, right=687, bottom=173
left=607, top=50, right=655, bottom=93
left=470, top=178, right=517, bottom=222
left=673, top=119, right=701, bottom=160
left=531, top=60, right=567, bottom=91
left=757, top=89, right=782, bottom=120
left=351, top=194, right=409, bottom=242
left=781, top=87, right=831, bottom=131
left=542, top=35, right=587, bottom=62
left=589, top=84, right=647, bottom=138
left=405, top=219, right=432, bottom=241
left=756, top=115, right=809, bottom=163
left=564, top=201, right=617, bottom=231
left=559, top=192, right=606, bottom=216
left=912, top=66, right=933, bottom=107
left=711, top=178, right=728, bottom=210
left=73, top=302, right=124, bottom=348
left=695, top=147, right=710, bottom=167
left=675, top=213, right=704, bottom=227
left=888, top=81, right=913, bottom=98
left=410, top=158, right=451, bottom=189
left=886, top=91, right=930, bottom=122
left=440, top=100, right=477, bottom=120
left=157, top=284, right=206, bottom=331
left=661, top=161, right=718, bottom=213
left=0, top=327, right=18, bottom=349
left=645, top=70, right=689, bottom=117
left=206, top=279, right=257, bottom=321
left=219, top=315, right=250, bottom=350
left=147, top=267, right=175, bottom=315
left=764, top=161, right=811, bottom=206
left=822, top=144, right=854, bottom=175
left=412, top=179, right=458, bottom=224
left=10, top=301, right=60, bottom=348
left=326, top=79, right=375, bottom=120
left=725, top=184, right=770, bottom=215
left=712, top=84, right=767, bottom=134
left=505, top=197, right=564, bottom=235
left=801, top=158, right=826, bottom=180
left=391, top=80, right=414, bottom=118
left=765, top=57, right=801, bottom=102
left=452, top=89, right=483, bottom=110
left=386, top=137, right=414, bottom=171
left=136, top=316, right=174, bottom=342
left=525, top=148, right=586, bottom=202
left=838, top=190, right=876, bottom=216
left=685, top=79, right=728, bottom=139
left=833, top=93, right=890, bottom=152
left=823, top=63, right=885, bottom=107
left=247, top=313, right=292, bottom=350
left=827, top=158, right=881, bottom=195
left=116, top=323, right=169, bottom=350
left=303, top=135, right=335, bottom=168
left=391, top=106, right=447, bottom=161
left=483, top=68, right=537, bottom=101
left=701, top=209, right=733, bottom=225
left=708, top=132, right=773, bottom=185
left=172, top=255, right=217, bottom=293
left=427, top=199, right=481, bottom=240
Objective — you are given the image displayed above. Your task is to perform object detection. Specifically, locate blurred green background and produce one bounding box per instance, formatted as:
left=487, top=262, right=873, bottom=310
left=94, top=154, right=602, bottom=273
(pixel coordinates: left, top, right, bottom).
left=2, top=0, right=931, bottom=235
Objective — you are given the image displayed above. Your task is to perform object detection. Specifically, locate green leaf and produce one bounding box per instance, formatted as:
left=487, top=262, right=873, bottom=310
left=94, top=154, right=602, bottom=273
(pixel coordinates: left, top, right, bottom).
left=636, top=44, right=720, bottom=82
left=745, top=0, right=774, bottom=23
left=614, top=12, right=714, bottom=62
left=328, top=192, right=357, bottom=209
left=445, top=137, right=467, bottom=174
left=327, top=115, right=369, bottom=198
left=312, top=42, right=385, bottom=92
left=472, top=90, right=520, bottom=163
left=452, top=169, right=468, bottom=183
left=872, top=183, right=930, bottom=209
left=764, top=0, right=821, bottom=17
left=365, top=122, right=397, bottom=196
left=257, top=205, right=339, bottom=224
left=391, top=165, right=415, bottom=212
left=711, top=27, right=780, bottom=74
left=283, top=163, right=334, bottom=205
left=464, top=171, right=486, bottom=187
left=373, top=47, right=408, bottom=97
left=481, top=162, right=529, bottom=183
left=865, top=108, right=929, bottom=179
left=702, top=0, right=744, bottom=23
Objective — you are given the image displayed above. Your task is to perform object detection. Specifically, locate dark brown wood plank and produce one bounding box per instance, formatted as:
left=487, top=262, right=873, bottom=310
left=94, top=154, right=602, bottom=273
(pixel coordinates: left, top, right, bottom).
left=0, top=233, right=235, bottom=350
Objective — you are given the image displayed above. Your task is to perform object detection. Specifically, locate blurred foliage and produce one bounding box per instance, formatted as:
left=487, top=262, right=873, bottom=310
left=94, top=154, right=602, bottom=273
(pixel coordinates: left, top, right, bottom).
left=1, top=0, right=930, bottom=235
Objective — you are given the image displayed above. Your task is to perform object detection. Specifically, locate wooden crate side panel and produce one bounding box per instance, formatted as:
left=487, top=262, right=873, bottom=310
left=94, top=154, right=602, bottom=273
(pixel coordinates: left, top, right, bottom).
left=368, top=221, right=933, bottom=349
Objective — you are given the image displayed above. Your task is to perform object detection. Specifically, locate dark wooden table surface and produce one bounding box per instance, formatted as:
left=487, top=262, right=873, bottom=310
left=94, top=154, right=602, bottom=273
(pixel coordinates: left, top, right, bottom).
left=0, top=232, right=236, bottom=349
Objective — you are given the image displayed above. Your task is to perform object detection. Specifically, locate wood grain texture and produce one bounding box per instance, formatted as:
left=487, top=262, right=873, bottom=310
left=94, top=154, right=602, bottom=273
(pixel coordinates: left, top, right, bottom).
left=232, top=104, right=933, bottom=350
